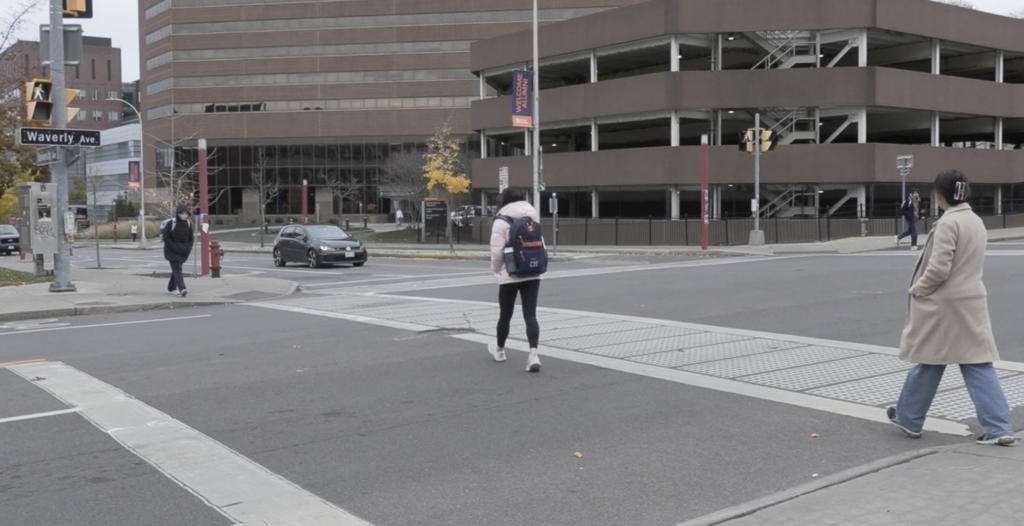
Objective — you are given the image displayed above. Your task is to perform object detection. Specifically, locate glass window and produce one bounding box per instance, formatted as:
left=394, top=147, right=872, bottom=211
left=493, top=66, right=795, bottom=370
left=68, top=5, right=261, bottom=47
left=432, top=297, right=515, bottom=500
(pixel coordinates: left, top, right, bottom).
left=109, top=111, right=119, bottom=121
left=76, top=110, right=86, bottom=121
left=92, top=110, right=102, bottom=121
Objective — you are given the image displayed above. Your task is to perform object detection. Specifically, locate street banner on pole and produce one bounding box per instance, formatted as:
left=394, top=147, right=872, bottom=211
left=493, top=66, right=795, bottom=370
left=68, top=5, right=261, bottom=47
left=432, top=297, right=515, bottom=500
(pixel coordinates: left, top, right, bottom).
left=511, top=70, right=534, bottom=128
left=700, top=134, right=710, bottom=251
left=498, top=166, right=509, bottom=193
left=128, top=161, right=140, bottom=188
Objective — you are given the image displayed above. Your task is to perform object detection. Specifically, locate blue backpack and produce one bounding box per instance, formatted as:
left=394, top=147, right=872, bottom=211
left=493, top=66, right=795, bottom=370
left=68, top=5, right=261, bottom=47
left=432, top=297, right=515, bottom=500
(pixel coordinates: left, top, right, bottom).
left=498, top=215, right=547, bottom=277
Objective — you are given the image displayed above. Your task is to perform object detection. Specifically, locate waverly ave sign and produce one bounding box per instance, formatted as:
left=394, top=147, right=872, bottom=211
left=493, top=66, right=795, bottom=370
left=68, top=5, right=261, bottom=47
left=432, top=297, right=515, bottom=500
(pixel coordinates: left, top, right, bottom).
left=18, top=127, right=101, bottom=147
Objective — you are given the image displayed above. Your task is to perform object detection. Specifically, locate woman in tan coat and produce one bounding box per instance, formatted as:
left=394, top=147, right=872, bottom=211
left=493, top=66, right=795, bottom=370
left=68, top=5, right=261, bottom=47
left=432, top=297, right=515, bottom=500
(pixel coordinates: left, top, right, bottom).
left=887, top=170, right=1016, bottom=445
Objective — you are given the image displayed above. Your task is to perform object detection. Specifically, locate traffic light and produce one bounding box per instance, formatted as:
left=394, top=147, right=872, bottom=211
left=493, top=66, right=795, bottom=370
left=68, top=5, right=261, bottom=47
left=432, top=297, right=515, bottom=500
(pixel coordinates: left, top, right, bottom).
left=25, top=79, right=80, bottom=126
left=738, top=128, right=778, bottom=155
left=62, top=0, right=93, bottom=18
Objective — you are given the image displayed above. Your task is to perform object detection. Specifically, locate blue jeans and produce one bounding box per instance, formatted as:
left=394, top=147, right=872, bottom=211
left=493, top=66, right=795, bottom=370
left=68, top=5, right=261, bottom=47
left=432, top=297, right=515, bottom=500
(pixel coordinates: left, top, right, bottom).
left=898, top=217, right=918, bottom=246
left=895, top=363, right=1014, bottom=437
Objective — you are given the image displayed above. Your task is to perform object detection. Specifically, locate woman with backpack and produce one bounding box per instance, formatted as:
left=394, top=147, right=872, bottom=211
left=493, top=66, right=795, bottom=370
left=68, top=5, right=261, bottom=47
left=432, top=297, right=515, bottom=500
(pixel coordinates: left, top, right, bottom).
left=489, top=187, right=546, bottom=372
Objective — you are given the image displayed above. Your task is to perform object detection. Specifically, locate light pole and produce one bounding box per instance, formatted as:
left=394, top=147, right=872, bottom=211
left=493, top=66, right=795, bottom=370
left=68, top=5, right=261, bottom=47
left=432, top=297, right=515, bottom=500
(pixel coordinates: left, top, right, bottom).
left=532, top=0, right=541, bottom=207
left=108, top=98, right=146, bottom=247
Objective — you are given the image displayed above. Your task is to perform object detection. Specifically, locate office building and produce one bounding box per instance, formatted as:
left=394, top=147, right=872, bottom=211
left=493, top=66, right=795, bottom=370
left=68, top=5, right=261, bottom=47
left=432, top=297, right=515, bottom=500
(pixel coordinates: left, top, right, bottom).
left=137, top=0, right=644, bottom=219
left=2, top=37, right=124, bottom=131
left=470, top=0, right=1024, bottom=222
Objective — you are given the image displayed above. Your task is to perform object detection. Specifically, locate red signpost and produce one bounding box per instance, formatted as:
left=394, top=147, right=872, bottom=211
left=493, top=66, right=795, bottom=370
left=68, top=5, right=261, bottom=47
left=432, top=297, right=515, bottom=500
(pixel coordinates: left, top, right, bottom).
left=198, top=139, right=210, bottom=277
left=700, top=134, right=710, bottom=251
left=301, top=179, right=309, bottom=224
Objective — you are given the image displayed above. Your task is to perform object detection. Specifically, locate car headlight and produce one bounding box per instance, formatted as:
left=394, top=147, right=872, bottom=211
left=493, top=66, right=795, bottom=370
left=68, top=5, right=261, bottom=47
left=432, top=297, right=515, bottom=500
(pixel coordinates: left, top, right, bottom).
left=319, top=245, right=331, bottom=251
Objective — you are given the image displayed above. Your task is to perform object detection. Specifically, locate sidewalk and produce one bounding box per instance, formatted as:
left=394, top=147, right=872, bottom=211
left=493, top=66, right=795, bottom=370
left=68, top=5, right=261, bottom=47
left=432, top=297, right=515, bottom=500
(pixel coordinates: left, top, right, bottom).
left=0, top=258, right=297, bottom=322
left=682, top=441, right=1023, bottom=526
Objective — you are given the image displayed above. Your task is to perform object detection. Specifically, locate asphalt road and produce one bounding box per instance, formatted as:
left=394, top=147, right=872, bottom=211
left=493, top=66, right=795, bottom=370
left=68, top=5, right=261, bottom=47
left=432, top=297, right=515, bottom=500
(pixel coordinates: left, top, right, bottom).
left=0, top=305, right=956, bottom=526
left=4, top=244, right=1021, bottom=526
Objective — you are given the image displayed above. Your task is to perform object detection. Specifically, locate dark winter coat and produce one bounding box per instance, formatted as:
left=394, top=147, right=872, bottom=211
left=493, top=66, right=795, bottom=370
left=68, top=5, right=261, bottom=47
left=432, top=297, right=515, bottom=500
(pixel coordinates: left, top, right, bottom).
left=163, top=217, right=194, bottom=264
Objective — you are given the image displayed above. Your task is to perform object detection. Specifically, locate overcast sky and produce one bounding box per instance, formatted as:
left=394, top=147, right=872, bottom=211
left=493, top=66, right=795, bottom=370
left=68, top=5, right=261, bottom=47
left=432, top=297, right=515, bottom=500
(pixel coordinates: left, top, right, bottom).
left=11, top=0, right=1024, bottom=83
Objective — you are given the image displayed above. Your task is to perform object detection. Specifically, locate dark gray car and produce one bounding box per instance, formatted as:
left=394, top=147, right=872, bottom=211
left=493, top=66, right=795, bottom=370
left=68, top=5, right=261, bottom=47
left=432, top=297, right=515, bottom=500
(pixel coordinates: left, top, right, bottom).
left=272, top=224, right=368, bottom=268
left=1, top=224, right=19, bottom=255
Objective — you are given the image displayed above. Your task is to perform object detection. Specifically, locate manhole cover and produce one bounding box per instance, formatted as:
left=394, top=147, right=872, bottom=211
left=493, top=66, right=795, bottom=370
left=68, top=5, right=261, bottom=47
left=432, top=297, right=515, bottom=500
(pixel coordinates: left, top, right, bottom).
left=74, top=301, right=116, bottom=306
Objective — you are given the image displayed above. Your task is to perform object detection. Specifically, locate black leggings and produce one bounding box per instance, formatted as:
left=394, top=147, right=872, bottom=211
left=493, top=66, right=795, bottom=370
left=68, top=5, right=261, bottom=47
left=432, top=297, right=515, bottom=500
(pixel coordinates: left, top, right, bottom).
left=497, top=279, right=540, bottom=349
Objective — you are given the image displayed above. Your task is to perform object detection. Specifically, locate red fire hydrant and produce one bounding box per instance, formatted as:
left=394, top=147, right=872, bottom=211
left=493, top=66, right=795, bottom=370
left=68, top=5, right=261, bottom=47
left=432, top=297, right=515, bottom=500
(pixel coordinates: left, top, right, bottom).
left=210, top=238, right=224, bottom=278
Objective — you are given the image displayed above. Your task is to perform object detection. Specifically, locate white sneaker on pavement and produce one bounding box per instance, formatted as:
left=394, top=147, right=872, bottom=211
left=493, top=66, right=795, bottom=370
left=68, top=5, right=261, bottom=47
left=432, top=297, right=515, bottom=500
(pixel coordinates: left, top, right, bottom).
left=894, top=235, right=900, bottom=246
left=526, top=354, right=541, bottom=373
left=487, top=344, right=506, bottom=362
left=910, top=246, right=919, bottom=251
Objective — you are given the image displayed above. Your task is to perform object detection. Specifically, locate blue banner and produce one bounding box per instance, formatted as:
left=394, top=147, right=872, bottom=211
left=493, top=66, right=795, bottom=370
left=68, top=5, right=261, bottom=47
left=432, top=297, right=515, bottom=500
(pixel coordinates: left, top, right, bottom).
left=511, top=70, right=534, bottom=128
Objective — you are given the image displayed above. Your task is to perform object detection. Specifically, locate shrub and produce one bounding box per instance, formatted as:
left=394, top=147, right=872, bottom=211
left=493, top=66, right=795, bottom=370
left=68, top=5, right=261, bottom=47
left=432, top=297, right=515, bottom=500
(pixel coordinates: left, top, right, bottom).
left=214, top=218, right=225, bottom=226
left=274, top=217, right=284, bottom=224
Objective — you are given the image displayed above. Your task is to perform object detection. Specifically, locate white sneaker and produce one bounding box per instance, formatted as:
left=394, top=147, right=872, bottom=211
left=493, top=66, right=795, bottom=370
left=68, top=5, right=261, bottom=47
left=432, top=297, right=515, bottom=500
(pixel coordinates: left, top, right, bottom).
left=894, top=235, right=900, bottom=246
left=910, top=246, right=920, bottom=251
left=168, top=290, right=180, bottom=296
left=487, top=344, right=506, bottom=362
left=526, top=354, right=541, bottom=373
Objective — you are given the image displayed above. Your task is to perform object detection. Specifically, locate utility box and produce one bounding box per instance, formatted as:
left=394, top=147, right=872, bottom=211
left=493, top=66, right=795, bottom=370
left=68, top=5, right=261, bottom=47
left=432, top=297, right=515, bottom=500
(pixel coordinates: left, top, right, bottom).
left=17, top=182, right=59, bottom=255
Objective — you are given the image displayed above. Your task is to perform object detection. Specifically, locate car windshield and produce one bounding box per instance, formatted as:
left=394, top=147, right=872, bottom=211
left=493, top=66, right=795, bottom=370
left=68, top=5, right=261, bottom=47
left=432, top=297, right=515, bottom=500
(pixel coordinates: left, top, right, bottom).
left=0, top=225, right=17, bottom=235
left=305, top=225, right=349, bottom=240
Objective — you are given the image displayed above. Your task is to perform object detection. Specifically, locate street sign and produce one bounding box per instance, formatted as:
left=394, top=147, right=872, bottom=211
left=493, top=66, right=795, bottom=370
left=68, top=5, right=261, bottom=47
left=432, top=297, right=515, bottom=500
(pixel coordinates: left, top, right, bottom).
left=548, top=196, right=558, bottom=215
left=63, top=211, right=76, bottom=234
left=538, top=182, right=546, bottom=192
left=18, top=127, right=100, bottom=147
left=897, top=155, right=914, bottom=170
left=498, top=166, right=509, bottom=193
left=36, top=147, right=58, bottom=165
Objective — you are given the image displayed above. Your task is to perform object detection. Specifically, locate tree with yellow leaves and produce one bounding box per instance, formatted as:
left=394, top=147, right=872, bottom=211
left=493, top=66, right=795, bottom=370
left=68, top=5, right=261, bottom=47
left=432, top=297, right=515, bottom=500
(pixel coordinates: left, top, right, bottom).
left=422, top=118, right=471, bottom=251
left=422, top=118, right=471, bottom=195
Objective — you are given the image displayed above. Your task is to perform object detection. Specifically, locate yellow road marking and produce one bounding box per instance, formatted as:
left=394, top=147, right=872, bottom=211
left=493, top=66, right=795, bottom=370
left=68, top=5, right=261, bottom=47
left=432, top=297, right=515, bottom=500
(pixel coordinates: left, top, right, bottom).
left=0, top=358, right=47, bottom=369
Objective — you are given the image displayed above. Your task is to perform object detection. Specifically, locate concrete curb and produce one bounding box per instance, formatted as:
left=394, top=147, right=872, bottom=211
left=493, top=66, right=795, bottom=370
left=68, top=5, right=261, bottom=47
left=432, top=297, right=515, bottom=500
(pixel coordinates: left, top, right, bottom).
left=0, top=301, right=237, bottom=323
left=673, top=445, right=957, bottom=526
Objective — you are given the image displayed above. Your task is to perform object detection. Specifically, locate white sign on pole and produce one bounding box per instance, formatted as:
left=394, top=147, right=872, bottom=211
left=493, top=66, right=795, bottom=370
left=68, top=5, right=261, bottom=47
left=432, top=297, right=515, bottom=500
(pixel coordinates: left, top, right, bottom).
left=63, top=211, right=76, bottom=234
left=498, top=166, right=509, bottom=193
left=896, top=155, right=914, bottom=169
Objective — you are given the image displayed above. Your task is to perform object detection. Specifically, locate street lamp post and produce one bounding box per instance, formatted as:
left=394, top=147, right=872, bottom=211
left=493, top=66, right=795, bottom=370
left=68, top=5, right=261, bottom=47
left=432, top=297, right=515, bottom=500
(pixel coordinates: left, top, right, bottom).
left=532, top=0, right=541, bottom=207
left=108, top=98, right=146, bottom=247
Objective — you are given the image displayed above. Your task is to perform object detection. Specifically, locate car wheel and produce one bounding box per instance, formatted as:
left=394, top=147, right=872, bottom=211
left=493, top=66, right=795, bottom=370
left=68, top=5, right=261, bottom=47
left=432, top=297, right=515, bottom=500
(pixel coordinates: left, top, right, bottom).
left=353, top=262, right=365, bottom=267
left=307, top=249, right=320, bottom=269
left=273, top=248, right=286, bottom=267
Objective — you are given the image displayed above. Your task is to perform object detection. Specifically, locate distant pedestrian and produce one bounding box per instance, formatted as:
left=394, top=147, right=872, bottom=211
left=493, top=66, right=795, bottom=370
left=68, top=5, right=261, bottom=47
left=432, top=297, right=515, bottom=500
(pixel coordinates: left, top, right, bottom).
left=162, top=205, right=194, bottom=297
left=395, top=209, right=404, bottom=228
left=488, top=187, right=547, bottom=372
left=896, top=188, right=922, bottom=250
left=131, top=222, right=138, bottom=243
left=888, top=170, right=1017, bottom=446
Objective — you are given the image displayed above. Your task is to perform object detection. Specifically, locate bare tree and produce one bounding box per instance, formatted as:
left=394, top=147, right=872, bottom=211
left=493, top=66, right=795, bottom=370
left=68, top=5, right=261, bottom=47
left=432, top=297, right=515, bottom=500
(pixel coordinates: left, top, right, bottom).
left=318, top=169, right=363, bottom=220
left=249, top=147, right=280, bottom=247
left=85, top=165, right=113, bottom=268
left=1010, top=8, right=1024, bottom=18
left=1, top=1, right=47, bottom=201
left=151, top=135, right=228, bottom=218
left=380, top=148, right=428, bottom=227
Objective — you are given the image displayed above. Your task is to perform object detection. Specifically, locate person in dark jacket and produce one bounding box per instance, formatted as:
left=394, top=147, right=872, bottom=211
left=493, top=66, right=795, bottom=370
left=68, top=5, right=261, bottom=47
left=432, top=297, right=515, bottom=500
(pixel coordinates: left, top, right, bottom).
left=163, top=204, right=194, bottom=297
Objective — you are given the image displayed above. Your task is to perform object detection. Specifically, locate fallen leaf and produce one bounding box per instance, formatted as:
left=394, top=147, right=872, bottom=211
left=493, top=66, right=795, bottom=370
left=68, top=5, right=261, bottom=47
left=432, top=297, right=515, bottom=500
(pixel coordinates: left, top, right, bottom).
left=30, top=376, right=45, bottom=381
left=573, top=451, right=583, bottom=458
left=811, top=433, right=820, bottom=438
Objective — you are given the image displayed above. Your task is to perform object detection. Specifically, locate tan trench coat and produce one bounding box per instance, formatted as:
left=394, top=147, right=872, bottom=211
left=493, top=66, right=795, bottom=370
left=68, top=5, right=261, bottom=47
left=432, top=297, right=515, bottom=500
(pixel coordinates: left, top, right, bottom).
left=899, top=203, right=999, bottom=364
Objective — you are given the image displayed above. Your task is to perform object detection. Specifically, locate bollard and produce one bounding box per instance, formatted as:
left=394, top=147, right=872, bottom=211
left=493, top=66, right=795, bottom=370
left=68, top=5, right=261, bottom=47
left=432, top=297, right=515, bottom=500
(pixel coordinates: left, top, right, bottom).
left=363, top=216, right=367, bottom=229
left=345, top=219, right=350, bottom=230
left=210, top=238, right=224, bottom=278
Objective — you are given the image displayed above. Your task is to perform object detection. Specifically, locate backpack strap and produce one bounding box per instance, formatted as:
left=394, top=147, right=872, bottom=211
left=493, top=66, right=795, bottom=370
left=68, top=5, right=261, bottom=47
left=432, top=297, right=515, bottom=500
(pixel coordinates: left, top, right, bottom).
left=496, top=215, right=515, bottom=226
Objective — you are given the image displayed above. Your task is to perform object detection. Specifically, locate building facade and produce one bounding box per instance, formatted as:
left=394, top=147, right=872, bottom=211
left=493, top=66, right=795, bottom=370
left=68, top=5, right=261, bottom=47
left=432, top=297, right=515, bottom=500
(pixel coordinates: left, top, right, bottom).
left=3, top=37, right=124, bottom=131
left=470, top=0, right=1024, bottom=221
left=136, top=0, right=645, bottom=219
left=69, top=123, right=142, bottom=221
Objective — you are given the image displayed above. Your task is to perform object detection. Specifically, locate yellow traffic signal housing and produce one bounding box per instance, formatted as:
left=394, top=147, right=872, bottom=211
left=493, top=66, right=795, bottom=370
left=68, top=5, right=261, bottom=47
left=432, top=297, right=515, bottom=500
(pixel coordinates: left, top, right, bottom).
left=24, top=79, right=80, bottom=126
left=25, top=78, right=54, bottom=125
left=62, top=0, right=87, bottom=15
left=738, top=128, right=778, bottom=155
left=63, top=88, right=80, bottom=123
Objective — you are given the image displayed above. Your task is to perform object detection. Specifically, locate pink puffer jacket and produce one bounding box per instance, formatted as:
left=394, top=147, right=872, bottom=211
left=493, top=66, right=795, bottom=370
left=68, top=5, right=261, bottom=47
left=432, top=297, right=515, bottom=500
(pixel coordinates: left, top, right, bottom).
left=489, top=200, right=542, bottom=285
